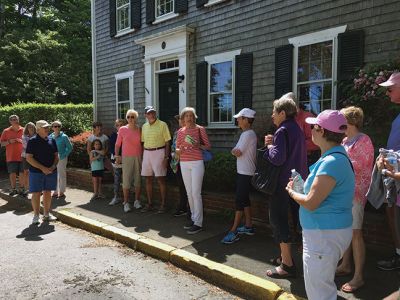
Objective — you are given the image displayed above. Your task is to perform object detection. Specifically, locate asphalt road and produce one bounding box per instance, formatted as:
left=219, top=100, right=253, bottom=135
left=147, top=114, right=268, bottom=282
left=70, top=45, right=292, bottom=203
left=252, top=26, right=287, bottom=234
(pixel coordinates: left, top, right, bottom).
left=0, top=198, right=241, bottom=300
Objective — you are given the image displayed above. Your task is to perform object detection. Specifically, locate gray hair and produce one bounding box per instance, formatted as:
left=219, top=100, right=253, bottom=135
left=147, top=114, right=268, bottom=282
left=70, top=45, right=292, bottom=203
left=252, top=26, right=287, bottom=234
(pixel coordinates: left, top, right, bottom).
left=52, top=120, right=62, bottom=127
left=279, top=92, right=297, bottom=103
left=179, top=107, right=198, bottom=120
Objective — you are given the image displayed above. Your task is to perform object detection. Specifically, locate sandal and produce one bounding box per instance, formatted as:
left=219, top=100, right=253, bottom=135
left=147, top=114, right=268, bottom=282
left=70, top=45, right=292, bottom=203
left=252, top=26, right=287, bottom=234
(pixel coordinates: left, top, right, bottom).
left=157, top=206, right=166, bottom=214
left=341, top=281, right=364, bottom=293
left=266, top=263, right=296, bottom=279
left=269, top=256, right=282, bottom=266
left=140, top=204, right=154, bottom=213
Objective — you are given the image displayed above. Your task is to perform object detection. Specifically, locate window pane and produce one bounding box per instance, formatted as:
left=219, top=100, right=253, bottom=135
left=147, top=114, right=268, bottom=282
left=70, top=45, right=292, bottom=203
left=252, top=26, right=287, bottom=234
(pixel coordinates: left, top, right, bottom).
left=118, top=79, right=130, bottom=102
left=156, top=0, right=174, bottom=17
left=210, top=93, right=232, bottom=122
left=210, top=61, right=232, bottom=93
left=118, top=102, right=130, bottom=120
left=297, top=41, right=332, bottom=82
left=297, top=81, right=332, bottom=115
left=297, top=40, right=333, bottom=112
left=117, top=0, right=129, bottom=7
left=117, top=5, right=130, bottom=31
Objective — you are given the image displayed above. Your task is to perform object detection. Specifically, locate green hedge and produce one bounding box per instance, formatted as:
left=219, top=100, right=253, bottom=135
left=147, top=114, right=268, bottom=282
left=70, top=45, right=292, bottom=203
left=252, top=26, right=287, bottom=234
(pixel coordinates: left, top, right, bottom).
left=0, top=103, right=93, bottom=137
left=0, top=103, right=93, bottom=168
left=203, top=152, right=237, bottom=192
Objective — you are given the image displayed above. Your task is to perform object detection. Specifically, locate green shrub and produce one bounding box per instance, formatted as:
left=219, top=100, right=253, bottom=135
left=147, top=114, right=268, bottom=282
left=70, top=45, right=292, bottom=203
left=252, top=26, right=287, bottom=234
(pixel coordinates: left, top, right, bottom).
left=0, top=102, right=93, bottom=137
left=68, top=130, right=91, bottom=169
left=0, top=103, right=93, bottom=168
left=203, top=151, right=236, bottom=192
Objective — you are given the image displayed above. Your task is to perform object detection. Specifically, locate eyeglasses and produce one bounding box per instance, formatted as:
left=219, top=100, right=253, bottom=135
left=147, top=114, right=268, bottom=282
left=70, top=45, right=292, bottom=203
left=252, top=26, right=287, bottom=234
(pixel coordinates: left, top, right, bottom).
left=310, top=124, right=320, bottom=130
left=127, top=116, right=135, bottom=119
left=10, top=118, right=18, bottom=122
left=52, top=125, right=61, bottom=128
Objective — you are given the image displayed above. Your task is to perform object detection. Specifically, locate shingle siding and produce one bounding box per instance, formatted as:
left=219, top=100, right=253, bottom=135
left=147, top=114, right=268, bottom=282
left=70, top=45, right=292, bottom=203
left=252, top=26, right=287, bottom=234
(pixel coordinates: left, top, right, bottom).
left=94, top=0, right=400, bottom=147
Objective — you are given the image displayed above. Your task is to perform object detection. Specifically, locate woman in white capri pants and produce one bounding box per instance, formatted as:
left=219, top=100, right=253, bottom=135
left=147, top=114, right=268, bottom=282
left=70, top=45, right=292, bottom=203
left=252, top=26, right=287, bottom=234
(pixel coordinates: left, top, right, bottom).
left=50, top=120, right=72, bottom=198
left=286, top=110, right=355, bottom=300
left=176, top=107, right=211, bottom=235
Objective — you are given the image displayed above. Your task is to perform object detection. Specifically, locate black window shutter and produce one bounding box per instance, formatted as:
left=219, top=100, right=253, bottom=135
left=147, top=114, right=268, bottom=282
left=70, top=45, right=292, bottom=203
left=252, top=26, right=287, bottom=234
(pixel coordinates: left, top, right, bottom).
left=131, top=0, right=141, bottom=29
left=110, top=0, right=117, bottom=37
left=196, top=61, right=209, bottom=126
left=337, top=30, right=364, bottom=107
left=196, top=0, right=208, bottom=8
left=146, top=0, right=155, bottom=24
left=275, top=44, right=293, bottom=99
left=235, top=53, right=253, bottom=113
left=175, top=0, right=188, bottom=13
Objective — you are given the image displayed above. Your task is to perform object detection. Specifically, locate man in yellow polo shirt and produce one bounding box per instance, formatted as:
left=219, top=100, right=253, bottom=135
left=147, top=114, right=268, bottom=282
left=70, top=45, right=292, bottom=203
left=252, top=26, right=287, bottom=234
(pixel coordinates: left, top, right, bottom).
left=141, top=106, right=171, bottom=213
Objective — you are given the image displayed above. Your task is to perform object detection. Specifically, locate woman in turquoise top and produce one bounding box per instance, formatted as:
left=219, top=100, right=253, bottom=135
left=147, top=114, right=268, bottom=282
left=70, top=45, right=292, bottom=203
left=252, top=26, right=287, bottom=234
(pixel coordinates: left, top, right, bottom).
left=50, top=121, right=72, bottom=198
left=286, top=110, right=355, bottom=300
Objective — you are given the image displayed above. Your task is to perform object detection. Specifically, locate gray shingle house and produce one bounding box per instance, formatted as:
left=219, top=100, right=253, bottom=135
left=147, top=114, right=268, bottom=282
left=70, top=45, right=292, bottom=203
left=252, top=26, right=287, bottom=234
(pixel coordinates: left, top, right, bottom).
left=91, top=0, right=400, bottom=150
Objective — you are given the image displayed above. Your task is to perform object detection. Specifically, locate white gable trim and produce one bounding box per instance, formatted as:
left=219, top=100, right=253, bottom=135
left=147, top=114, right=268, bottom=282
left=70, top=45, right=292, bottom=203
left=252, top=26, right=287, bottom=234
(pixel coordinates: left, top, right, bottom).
left=135, top=26, right=194, bottom=112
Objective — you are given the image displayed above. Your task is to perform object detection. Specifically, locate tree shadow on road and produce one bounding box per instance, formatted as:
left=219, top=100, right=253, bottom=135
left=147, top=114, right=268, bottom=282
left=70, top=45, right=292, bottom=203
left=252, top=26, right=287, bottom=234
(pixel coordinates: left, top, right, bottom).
left=16, top=222, right=55, bottom=241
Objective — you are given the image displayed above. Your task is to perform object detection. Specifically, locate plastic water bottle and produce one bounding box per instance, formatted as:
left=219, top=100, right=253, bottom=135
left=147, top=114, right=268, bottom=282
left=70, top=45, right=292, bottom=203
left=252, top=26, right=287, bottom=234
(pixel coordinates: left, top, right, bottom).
left=386, top=150, right=398, bottom=172
left=291, top=169, right=304, bottom=194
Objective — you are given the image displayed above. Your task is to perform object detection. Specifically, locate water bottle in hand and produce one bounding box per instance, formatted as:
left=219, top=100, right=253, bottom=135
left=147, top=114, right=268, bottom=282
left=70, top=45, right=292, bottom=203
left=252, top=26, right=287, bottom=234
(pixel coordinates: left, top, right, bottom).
left=386, top=150, right=399, bottom=172
left=291, top=169, right=304, bottom=194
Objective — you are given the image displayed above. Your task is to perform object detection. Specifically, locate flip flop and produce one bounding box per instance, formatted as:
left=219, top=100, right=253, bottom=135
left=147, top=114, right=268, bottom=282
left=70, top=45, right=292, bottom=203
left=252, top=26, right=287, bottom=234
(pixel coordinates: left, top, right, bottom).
left=266, top=263, right=296, bottom=279
left=341, top=282, right=364, bottom=293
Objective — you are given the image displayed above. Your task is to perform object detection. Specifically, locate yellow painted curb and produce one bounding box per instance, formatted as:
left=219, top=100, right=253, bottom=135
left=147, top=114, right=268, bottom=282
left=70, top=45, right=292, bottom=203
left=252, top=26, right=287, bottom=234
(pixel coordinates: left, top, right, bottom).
left=102, top=225, right=140, bottom=249
left=136, top=237, right=176, bottom=261
left=277, top=292, right=307, bottom=300
left=170, top=249, right=282, bottom=300
left=55, top=210, right=108, bottom=236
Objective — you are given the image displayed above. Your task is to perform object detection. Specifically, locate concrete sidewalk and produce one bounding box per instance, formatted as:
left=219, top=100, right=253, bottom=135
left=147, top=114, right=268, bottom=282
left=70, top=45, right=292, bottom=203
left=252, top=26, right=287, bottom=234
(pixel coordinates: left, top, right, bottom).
left=0, top=177, right=398, bottom=299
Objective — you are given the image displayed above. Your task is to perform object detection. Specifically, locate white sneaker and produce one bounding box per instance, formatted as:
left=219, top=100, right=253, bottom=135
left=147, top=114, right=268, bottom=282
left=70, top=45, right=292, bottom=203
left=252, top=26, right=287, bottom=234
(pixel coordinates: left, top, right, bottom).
left=123, top=202, right=131, bottom=213
left=133, top=200, right=142, bottom=209
left=109, top=197, right=121, bottom=206
left=43, top=213, right=57, bottom=222
left=32, top=215, right=40, bottom=225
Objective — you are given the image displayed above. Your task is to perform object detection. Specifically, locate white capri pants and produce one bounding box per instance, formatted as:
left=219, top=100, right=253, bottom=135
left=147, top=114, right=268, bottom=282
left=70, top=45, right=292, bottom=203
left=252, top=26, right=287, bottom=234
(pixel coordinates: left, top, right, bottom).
left=180, top=160, right=204, bottom=227
left=56, top=157, right=68, bottom=194
left=303, top=227, right=352, bottom=300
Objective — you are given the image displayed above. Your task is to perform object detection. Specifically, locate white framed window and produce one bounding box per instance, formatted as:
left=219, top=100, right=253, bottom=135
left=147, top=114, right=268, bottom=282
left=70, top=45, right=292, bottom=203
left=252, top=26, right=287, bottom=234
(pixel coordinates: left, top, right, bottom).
left=116, top=0, right=130, bottom=33
left=289, top=25, right=346, bottom=114
left=205, top=50, right=241, bottom=126
left=156, top=0, right=174, bottom=18
left=115, top=71, right=134, bottom=119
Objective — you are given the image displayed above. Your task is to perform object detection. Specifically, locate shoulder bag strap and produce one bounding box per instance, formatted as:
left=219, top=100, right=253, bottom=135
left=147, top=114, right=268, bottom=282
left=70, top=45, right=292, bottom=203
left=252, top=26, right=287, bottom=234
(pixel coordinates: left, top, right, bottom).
left=329, top=151, right=354, bottom=173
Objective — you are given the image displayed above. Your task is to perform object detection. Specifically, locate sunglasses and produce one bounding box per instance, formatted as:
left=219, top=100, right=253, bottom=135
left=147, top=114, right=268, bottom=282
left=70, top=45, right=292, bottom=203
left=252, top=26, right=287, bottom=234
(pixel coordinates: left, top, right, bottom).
left=310, top=124, right=320, bottom=130
left=10, top=118, right=18, bottom=122
left=127, top=116, right=135, bottom=119
left=53, top=125, right=61, bottom=128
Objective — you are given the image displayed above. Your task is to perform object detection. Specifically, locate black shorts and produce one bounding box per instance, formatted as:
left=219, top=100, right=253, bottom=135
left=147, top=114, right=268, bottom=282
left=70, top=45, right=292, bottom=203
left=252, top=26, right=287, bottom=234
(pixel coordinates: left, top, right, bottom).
left=235, top=174, right=252, bottom=210
left=92, top=170, right=104, bottom=178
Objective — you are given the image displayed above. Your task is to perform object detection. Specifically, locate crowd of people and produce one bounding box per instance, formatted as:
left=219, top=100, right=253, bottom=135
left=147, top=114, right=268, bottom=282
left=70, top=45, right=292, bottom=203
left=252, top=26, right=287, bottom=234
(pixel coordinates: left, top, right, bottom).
left=2, top=73, right=400, bottom=299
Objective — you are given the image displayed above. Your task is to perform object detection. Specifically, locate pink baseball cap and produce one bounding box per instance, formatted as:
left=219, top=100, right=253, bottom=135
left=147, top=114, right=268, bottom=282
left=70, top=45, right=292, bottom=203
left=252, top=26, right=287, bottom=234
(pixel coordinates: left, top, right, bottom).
left=305, top=110, right=347, bottom=133
left=379, top=72, right=400, bottom=87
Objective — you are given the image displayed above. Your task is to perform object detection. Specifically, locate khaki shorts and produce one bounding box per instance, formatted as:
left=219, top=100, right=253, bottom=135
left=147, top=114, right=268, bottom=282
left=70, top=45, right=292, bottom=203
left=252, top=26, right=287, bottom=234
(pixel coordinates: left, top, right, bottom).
left=122, top=156, right=142, bottom=189
left=141, top=149, right=167, bottom=177
left=352, top=201, right=365, bottom=230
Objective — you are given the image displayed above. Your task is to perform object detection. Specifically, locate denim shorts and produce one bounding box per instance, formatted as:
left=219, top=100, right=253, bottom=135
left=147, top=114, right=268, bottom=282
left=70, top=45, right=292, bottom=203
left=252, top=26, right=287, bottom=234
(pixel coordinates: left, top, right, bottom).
left=7, top=161, right=23, bottom=174
left=29, top=171, right=57, bottom=193
left=92, top=170, right=104, bottom=178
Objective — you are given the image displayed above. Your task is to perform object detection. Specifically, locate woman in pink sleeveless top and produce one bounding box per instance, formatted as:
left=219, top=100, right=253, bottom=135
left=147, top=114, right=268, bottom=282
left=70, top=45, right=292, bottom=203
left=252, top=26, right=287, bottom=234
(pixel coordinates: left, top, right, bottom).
left=115, top=109, right=143, bottom=213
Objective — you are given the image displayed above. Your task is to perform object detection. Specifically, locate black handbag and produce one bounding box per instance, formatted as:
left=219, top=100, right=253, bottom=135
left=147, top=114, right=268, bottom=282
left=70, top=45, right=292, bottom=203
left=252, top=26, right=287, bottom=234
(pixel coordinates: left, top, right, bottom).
left=251, top=129, right=289, bottom=195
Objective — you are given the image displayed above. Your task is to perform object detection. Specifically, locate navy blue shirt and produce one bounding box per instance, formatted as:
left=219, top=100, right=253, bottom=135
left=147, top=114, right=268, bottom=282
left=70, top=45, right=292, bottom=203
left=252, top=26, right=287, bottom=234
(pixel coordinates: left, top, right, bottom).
left=26, top=134, right=58, bottom=173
